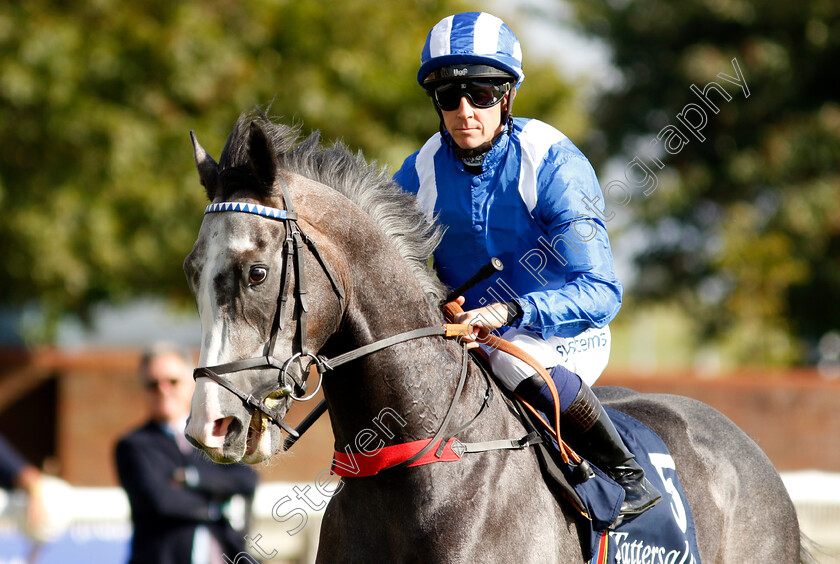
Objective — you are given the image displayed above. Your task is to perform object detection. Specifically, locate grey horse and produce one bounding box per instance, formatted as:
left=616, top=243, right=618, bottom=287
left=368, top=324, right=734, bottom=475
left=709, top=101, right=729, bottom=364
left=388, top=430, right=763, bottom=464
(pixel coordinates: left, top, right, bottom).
left=184, top=113, right=809, bottom=563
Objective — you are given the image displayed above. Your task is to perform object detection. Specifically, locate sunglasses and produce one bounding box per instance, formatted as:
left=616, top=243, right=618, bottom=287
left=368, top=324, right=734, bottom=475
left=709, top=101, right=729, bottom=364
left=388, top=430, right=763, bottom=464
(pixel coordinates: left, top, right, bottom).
left=431, top=80, right=511, bottom=112
left=144, top=378, right=181, bottom=391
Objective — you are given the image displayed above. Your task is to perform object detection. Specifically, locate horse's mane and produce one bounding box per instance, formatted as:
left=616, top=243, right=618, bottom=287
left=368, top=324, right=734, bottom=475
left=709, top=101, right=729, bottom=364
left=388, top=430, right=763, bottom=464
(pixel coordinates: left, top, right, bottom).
left=218, top=112, right=446, bottom=302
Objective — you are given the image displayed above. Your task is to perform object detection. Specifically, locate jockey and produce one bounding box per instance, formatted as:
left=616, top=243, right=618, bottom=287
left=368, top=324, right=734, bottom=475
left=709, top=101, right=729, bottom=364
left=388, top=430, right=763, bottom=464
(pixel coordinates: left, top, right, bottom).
left=394, top=11, right=661, bottom=521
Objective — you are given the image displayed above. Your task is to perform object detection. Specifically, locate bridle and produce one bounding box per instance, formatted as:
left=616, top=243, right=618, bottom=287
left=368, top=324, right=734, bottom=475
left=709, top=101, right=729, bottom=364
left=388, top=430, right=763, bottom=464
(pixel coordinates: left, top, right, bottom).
left=192, top=175, right=460, bottom=442
left=193, top=174, right=345, bottom=439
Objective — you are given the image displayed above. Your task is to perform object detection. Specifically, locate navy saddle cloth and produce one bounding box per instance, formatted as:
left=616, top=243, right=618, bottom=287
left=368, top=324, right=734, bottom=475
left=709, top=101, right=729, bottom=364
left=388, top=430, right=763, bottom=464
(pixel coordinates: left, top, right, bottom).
left=549, top=407, right=703, bottom=564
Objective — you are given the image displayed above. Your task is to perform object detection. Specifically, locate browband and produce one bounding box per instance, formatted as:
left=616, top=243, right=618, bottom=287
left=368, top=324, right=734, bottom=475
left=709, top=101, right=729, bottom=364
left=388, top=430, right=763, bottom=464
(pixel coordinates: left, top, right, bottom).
left=205, top=201, right=297, bottom=221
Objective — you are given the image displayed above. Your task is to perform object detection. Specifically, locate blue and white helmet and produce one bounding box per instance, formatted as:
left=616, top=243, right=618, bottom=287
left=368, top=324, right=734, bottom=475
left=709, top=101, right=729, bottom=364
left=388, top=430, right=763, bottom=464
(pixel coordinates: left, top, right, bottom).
left=418, top=12, right=525, bottom=88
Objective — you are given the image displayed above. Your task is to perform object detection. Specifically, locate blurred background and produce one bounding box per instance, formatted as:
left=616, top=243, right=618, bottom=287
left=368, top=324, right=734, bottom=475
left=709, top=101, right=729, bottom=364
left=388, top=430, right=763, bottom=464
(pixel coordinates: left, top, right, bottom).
left=0, top=0, right=837, bottom=562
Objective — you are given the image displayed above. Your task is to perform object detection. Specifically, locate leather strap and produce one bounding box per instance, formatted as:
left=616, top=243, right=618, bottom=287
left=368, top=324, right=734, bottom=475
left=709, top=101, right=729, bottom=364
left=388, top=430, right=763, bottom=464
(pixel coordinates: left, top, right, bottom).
left=283, top=325, right=465, bottom=451
left=300, top=231, right=345, bottom=310
left=435, top=357, right=494, bottom=457
left=440, top=299, right=572, bottom=464
left=450, top=431, right=542, bottom=456
left=193, top=366, right=300, bottom=438
left=320, top=326, right=447, bottom=370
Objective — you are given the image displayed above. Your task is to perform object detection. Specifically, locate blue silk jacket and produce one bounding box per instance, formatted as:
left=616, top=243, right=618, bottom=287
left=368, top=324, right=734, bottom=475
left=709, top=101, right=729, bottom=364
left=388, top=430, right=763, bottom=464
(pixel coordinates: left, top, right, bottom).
left=394, top=117, right=623, bottom=339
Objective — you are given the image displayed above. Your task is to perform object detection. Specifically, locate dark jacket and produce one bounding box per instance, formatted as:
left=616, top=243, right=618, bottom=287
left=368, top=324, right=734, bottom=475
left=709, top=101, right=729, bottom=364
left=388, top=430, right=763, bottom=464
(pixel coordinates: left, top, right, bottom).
left=0, top=434, right=27, bottom=489
left=115, top=421, right=258, bottom=564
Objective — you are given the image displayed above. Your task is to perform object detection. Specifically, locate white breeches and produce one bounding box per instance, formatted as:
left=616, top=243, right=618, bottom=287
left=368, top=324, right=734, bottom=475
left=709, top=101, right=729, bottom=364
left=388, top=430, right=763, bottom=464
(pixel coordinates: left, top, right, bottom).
left=485, top=325, right=611, bottom=391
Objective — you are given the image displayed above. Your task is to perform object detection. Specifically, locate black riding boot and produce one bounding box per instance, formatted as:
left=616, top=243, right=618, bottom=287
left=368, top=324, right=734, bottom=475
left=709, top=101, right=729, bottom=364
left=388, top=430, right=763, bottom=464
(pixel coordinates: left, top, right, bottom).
left=562, top=383, right=662, bottom=523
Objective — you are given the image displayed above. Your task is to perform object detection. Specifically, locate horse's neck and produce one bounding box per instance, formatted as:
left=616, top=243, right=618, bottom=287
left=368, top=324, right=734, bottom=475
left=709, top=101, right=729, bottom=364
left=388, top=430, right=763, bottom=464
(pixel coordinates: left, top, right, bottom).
left=326, top=337, right=492, bottom=449
left=322, top=248, right=498, bottom=448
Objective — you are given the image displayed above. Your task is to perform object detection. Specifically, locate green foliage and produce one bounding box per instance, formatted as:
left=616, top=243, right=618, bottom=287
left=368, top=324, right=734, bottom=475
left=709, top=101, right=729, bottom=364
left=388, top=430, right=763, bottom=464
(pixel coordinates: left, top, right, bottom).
left=0, top=2, right=579, bottom=342
left=568, top=0, right=840, bottom=364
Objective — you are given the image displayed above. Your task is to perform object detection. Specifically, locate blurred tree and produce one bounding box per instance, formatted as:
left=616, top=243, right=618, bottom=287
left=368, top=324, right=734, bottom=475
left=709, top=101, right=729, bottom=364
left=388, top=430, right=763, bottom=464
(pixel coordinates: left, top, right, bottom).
left=564, top=0, right=840, bottom=365
left=0, top=2, right=579, bottom=343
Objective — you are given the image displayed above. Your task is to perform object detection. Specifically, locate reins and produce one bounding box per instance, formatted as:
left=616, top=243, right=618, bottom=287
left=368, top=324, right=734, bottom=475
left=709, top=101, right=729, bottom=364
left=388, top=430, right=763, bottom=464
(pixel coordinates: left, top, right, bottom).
left=440, top=300, right=579, bottom=465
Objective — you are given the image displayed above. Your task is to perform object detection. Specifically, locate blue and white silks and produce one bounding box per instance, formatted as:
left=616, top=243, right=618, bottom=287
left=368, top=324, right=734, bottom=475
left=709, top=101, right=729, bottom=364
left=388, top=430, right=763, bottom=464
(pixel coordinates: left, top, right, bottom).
left=394, top=118, right=623, bottom=342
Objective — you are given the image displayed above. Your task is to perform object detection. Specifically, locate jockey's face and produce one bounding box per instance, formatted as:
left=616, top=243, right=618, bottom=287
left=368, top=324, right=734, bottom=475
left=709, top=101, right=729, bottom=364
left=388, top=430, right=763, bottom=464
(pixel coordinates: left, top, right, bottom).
left=441, top=91, right=509, bottom=150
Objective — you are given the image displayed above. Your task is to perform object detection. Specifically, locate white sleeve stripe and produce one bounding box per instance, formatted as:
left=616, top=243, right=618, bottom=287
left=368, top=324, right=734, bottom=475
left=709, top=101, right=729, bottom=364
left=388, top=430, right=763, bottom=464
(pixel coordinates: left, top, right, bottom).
left=517, top=120, right=568, bottom=218
left=473, top=13, right=503, bottom=54
left=428, top=16, right=454, bottom=57
left=518, top=149, right=539, bottom=216
left=415, top=136, right=442, bottom=219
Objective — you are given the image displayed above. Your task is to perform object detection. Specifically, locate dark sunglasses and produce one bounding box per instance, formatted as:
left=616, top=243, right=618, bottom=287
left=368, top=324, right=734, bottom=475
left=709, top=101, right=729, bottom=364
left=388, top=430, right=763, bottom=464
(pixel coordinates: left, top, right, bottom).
left=144, top=378, right=181, bottom=391
left=431, top=80, right=511, bottom=112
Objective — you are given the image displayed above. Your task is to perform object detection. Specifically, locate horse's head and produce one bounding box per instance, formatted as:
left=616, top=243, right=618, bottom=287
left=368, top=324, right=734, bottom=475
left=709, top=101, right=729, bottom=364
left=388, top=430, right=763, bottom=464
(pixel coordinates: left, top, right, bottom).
left=183, top=117, right=344, bottom=463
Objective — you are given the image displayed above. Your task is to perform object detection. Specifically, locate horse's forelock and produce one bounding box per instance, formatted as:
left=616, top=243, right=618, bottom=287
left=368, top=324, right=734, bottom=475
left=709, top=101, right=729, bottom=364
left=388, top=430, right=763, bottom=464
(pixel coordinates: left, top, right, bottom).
left=212, top=110, right=446, bottom=302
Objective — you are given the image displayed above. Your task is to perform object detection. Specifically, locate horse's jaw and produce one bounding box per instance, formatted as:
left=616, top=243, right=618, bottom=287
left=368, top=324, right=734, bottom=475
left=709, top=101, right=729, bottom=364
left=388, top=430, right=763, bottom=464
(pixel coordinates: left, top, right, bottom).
left=185, top=378, right=285, bottom=464
left=242, top=406, right=283, bottom=464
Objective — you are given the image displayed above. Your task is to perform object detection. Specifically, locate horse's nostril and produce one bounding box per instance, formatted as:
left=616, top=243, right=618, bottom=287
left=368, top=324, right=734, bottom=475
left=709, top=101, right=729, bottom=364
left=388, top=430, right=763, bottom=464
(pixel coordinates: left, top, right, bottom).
left=184, top=415, right=244, bottom=454
left=211, top=417, right=242, bottom=439
left=212, top=417, right=235, bottom=438
left=185, top=433, right=203, bottom=450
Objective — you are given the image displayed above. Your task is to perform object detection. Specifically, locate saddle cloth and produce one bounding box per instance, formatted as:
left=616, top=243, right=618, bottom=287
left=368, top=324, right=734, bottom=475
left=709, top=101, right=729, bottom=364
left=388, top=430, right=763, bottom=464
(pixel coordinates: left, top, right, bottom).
left=573, top=408, right=700, bottom=564
left=557, top=407, right=703, bottom=564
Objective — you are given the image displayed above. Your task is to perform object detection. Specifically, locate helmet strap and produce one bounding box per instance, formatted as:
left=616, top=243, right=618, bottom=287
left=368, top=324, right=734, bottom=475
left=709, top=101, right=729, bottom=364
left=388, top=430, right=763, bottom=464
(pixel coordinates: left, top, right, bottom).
left=501, top=89, right=516, bottom=129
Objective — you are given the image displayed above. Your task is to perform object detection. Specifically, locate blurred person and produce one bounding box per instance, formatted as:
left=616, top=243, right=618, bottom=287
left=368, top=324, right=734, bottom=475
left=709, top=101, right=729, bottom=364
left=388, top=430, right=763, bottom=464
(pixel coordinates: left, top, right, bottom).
left=115, top=343, right=258, bottom=564
left=0, top=434, right=52, bottom=540
left=394, top=11, right=661, bottom=521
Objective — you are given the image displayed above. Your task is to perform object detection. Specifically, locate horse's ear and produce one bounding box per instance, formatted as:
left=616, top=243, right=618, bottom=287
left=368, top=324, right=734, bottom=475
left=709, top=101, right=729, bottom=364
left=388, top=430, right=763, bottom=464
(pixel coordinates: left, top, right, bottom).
left=190, top=131, right=219, bottom=201
left=247, top=121, right=277, bottom=191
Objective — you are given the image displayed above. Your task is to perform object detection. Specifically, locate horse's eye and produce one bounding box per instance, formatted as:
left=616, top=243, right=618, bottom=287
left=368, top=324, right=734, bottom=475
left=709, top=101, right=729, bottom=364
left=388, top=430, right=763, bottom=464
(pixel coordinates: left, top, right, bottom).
left=249, top=266, right=268, bottom=286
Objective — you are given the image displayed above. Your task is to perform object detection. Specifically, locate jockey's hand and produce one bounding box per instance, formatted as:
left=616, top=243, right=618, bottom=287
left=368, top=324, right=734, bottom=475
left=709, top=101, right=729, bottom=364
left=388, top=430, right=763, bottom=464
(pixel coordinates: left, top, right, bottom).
left=452, top=297, right=512, bottom=332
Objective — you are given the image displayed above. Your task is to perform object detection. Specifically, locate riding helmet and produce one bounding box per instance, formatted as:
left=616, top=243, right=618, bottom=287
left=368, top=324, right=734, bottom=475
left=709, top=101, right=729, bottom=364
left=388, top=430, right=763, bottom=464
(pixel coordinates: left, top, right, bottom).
left=418, top=12, right=525, bottom=89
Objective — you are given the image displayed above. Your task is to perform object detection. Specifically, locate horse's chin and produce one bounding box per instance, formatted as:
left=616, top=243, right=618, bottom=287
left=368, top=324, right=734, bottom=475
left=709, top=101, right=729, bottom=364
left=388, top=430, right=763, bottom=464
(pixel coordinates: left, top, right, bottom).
left=241, top=411, right=282, bottom=464
left=190, top=411, right=280, bottom=464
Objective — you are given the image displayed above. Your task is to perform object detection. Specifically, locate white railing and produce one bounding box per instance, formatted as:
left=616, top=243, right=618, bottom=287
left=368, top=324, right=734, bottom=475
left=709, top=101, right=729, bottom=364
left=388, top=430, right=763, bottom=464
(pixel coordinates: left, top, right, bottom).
left=782, top=471, right=840, bottom=563
left=0, top=473, right=838, bottom=563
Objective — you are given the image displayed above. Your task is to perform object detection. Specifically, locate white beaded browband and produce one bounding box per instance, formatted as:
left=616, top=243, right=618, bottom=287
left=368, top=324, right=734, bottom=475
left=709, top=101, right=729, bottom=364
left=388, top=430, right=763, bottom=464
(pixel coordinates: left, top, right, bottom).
left=204, top=201, right=295, bottom=220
